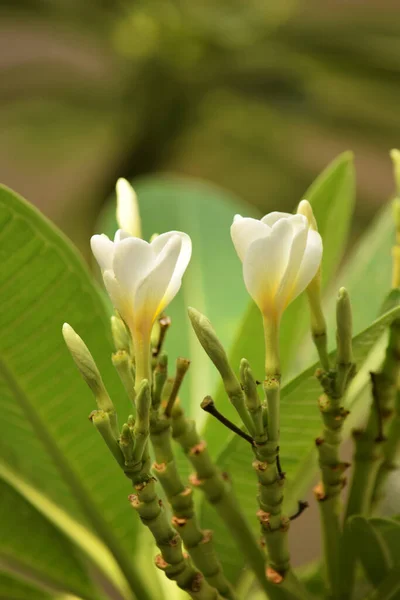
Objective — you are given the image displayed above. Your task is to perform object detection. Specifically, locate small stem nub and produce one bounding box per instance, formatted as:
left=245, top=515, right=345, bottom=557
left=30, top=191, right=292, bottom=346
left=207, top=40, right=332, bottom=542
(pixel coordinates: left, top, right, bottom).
left=200, top=397, right=255, bottom=446
left=164, top=357, right=191, bottom=417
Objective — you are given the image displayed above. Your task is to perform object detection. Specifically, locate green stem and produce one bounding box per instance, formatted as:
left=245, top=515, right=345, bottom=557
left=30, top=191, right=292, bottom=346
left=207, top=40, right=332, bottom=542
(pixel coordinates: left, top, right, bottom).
left=150, top=415, right=236, bottom=600
left=314, top=390, right=349, bottom=600
left=343, top=319, right=400, bottom=599
left=263, top=317, right=280, bottom=377
left=345, top=319, right=400, bottom=519
left=132, top=328, right=152, bottom=392
left=129, top=477, right=221, bottom=599
left=112, top=350, right=136, bottom=405
left=371, top=388, right=400, bottom=509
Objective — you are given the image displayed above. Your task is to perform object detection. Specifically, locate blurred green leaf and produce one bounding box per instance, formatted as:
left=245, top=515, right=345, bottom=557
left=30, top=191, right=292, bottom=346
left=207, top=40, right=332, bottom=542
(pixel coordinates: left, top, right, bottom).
left=98, top=175, right=258, bottom=420
left=367, top=518, right=400, bottom=567
left=0, top=480, right=95, bottom=599
left=343, top=516, right=396, bottom=589
left=367, top=566, right=400, bottom=600
left=0, top=185, right=148, bottom=599
left=200, top=304, right=400, bottom=584
left=203, top=150, right=355, bottom=452
left=0, top=571, right=53, bottom=600
left=324, top=203, right=394, bottom=340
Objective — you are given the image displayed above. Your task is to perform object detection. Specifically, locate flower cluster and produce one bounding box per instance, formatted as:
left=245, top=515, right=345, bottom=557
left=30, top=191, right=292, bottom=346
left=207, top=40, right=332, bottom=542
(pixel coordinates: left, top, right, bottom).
left=90, top=181, right=323, bottom=382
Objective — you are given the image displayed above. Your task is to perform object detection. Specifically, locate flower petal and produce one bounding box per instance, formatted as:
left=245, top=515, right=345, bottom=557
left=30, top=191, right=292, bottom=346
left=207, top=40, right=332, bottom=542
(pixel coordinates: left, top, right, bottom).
left=112, top=237, right=154, bottom=299
left=230, top=215, right=270, bottom=262
left=275, top=216, right=308, bottom=308
left=151, top=231, right=192, bottom=277
left=116, top=178, right=142, bottom=238
left=261, top=212, right=292, bottom=227
left=134, top=235, right=183, bottom=328
left=103, top=270, right=126, bottom=316
left=90, top=234, right=114, bottom=272
left=114, top=229, right=132, bottom=243
left=289, top=229, right=323, bottom=301
left=242, top=219, right=294, bottom=316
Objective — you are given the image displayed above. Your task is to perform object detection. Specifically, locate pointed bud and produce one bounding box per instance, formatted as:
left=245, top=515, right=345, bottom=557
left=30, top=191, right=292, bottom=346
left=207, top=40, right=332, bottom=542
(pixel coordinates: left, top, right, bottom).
left=188, top=307, right=255, bottom=435
left=112, top=350, right=136, bottom=405
left=164, top=357, right=191, bottom=417
left=296, top=202, right=329, bottom=370
left=188, top=307, right=231, bottom=380
left=116, top=178, right=142, bottom=238
left=119, top=423, right=135, bottom=466
left=63, top=323, right=114, bottom=411
left=240, top=358, right=264, bottom=439
left=336, top=288, right=353, bottom=366
left=90, top=410, right=124, bottom=467
left=111, top=314, right=131, bottom=353
left=390, top=149, right=400, bottom=196
left=297, top=199, right=318, bottom=231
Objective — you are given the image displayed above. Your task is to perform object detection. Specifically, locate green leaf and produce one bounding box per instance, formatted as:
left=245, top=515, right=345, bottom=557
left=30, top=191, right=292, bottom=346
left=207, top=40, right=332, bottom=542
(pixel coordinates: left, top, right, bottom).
left=0, top=461, right=130, bottom=600
left=98, top=175, right=259, bottom=421
left=343, top=516, right=394, bottom=589
left=0, top=185, right=149, bottom=599
left=0, top=572, right=53, bottom=600
left=0, top=479, right=95, bottom=599
left=326, top=203, right=394, bottom=340
left=204, top=150, right=355, bottom=453
left=200, top=305, right=400, bottom=583
left=367, top=518, right=400, bottom=568
left=367, top=567, right=400, bottom=600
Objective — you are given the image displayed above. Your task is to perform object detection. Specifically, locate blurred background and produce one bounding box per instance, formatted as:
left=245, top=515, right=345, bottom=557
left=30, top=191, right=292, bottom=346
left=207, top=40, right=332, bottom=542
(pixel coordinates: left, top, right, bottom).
left=1, top=0, right=399, bottom=258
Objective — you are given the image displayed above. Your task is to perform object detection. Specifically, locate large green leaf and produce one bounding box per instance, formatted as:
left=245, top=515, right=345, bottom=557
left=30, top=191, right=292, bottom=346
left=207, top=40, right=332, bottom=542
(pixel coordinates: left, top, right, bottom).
left=200, top=305, right=400, bottom=583
left=98, top=176, right=259, bottom=421
left=0, top=461, right=130, bottom=600
left=0, top=186, right=150, bottom=599
left=0, top=480, right=94, bottom=599
left=0, top=571, right=54, bottom=600
left=203, top=150, right=355, bottom=453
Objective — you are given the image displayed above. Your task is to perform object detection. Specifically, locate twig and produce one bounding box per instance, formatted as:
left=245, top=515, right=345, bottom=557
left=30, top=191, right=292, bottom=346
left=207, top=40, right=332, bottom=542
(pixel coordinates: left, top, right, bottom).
left=201, top=397, right=255, bottom=446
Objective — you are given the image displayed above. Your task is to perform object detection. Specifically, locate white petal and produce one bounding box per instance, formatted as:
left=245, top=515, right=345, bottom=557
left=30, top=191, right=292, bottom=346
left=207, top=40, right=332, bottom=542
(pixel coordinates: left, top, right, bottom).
left=230, top=217, right=270, bottom=262
left=112, top=237, right=154, bottom=299
left=275, top=218, right=308, bottom=309
left=134, top=236, right=183, bottom=328
left=242, top=219, right=294, bottom=316
left=103, top=270, right=126, bottom=317
left=90, top=234, right=114, bottom=272
left=151, top=231, right=191, bottom=296
left=116, top=178, right=142, bottom=238
left=289, top=229, right=323, bottom=302
left=261, top=212, right=292, bottom=227
left=114, top=229, right=132, bottom=243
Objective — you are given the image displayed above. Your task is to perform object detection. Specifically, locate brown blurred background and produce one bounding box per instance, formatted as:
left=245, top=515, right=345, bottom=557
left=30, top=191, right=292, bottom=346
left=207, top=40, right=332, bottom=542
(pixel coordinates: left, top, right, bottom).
left=0, top=0, right=399, bottom=255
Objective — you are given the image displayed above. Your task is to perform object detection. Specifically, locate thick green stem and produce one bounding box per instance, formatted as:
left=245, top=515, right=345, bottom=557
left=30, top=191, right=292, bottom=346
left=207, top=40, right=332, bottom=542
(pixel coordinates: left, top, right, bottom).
left=129, top=477, right=220, bottom=599
left=345, top=319, right=400, bottom=519
left=263, top=317, right=280, bottom=378
left=313, top=389, right=350, bottom=600
left=342, top=319, right=400, bottom=599
left=170, top=402, right=269, bottom=592
left=371, top=389, right=400, bottom=509
left=150, top=412, right=235, bottom=599
left=132, top=328, right=152, bottom=392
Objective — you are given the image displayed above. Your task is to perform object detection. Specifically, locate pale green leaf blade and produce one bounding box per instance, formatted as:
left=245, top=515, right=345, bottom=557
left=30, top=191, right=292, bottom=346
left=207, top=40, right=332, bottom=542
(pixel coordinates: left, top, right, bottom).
left=204, top=151, right=355, bottom=451
left=0, top=185, right=147, bottom=599
left=0, top=480, right=95, bottom=600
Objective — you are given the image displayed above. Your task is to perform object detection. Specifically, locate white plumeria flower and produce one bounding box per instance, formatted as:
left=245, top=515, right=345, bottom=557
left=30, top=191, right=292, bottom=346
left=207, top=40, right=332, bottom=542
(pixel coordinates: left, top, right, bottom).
left=91, top=229, right=191, bottom=384
left=116, top=178, right=142, bottom=238
left=231, top=210, right=322, bottom=323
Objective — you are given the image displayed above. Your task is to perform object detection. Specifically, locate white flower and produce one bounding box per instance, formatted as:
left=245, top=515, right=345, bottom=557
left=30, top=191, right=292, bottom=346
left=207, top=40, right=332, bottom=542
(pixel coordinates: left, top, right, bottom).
left=116, top=178, right=142, bottom=238
left=91, top=230, right=191, bottom=365
left=230, top=210, right=322, bottom=322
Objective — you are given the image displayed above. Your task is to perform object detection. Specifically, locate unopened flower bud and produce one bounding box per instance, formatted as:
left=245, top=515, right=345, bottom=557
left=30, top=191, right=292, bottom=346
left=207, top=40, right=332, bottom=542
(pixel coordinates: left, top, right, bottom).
left=116, top=178, right=142, bottom=238
left=336, top=287, right=353, bottom=366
